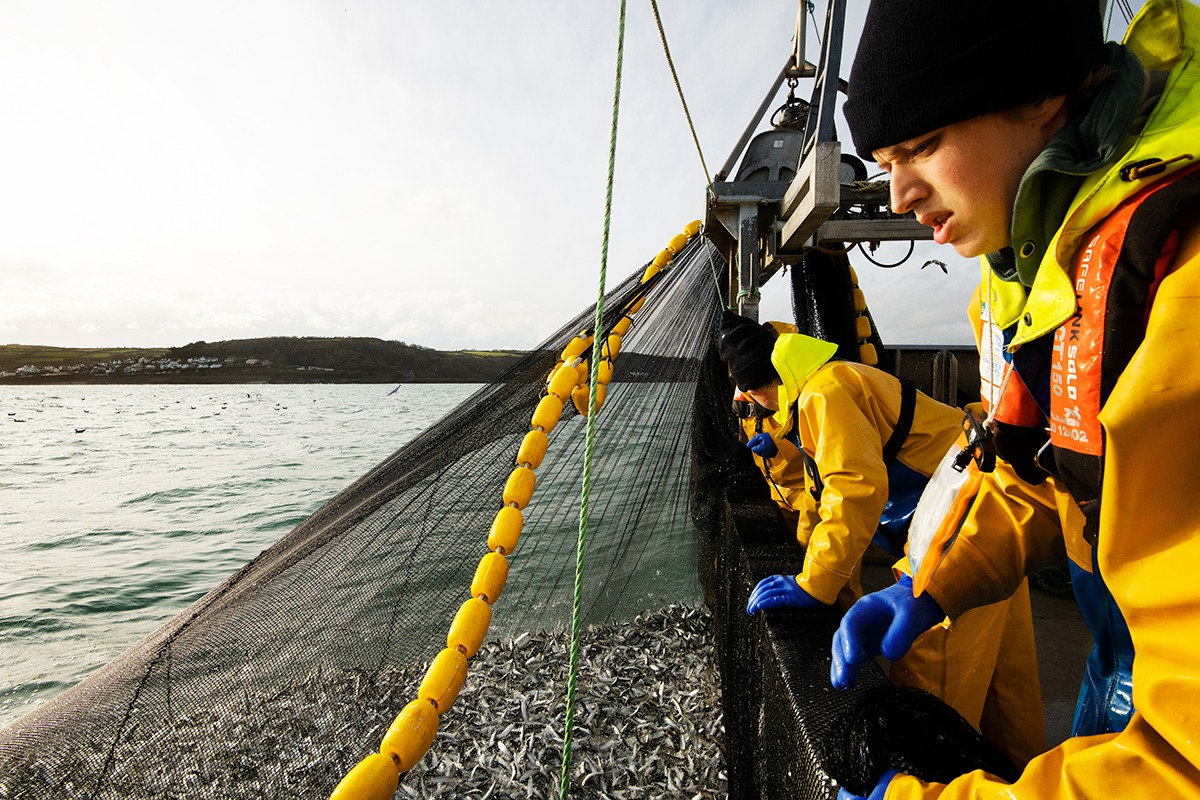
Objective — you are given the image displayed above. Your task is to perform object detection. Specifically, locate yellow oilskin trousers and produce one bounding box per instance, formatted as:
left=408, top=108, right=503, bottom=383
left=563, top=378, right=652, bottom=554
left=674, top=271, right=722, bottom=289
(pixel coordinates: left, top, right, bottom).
left=894, top=579, right=1046, bottom=770
left=893, top=455, right=1051, bottom=769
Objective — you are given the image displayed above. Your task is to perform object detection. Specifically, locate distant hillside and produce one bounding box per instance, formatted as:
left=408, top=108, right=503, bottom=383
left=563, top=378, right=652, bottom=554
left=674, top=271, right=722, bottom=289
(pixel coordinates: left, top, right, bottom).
left=0, top=337, right=528, bottom=384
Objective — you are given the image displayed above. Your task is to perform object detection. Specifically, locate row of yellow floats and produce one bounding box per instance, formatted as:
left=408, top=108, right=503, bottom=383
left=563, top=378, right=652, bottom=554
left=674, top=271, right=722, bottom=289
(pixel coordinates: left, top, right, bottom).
left=330, top=219, right=703, bottom=800
left=848, top=266, right=879, bottom=367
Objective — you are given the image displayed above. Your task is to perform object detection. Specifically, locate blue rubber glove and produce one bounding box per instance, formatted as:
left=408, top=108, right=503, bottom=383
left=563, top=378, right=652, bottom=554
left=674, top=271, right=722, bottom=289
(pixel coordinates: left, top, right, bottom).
left=837, top=768, right=899, bottom=800
left=747, top=574, right=822, bottom=614
left=830, top=575, right=945, bottom=690
left=747, top=432, right=778, bottom=458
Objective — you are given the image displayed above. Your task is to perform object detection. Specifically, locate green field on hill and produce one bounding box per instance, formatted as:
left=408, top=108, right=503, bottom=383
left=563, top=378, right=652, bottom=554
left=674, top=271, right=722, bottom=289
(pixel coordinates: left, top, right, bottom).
left=0, top=338, right=528, bottom=384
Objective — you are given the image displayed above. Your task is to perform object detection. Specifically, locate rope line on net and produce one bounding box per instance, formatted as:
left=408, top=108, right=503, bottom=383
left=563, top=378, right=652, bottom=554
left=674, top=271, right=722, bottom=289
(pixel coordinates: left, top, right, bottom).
left=559, top=0, right=626, bottom=794
left=649, top=0, right=712, bottom=187
left=324, top=6, right=717, bottom=799
left=706, top=244, right=728, bottom=309
left=322, top=216, right=702, bottom=799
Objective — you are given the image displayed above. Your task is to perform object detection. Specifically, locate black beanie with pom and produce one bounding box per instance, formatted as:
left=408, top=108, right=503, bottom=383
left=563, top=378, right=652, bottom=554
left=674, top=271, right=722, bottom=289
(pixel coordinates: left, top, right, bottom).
left=718, top=311, right=780, bottom=391
left=844, top=0, right=1106, bottom=159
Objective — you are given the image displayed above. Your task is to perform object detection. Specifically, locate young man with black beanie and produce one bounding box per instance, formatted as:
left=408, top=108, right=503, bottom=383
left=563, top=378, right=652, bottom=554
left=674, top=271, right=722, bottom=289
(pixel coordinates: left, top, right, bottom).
left=831, top=1, right=1200, bottom=798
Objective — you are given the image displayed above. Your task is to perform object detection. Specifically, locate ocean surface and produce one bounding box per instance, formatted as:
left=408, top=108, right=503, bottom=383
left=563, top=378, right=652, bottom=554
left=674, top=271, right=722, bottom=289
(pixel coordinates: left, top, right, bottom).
left=0, top=383, right=479, bottom=727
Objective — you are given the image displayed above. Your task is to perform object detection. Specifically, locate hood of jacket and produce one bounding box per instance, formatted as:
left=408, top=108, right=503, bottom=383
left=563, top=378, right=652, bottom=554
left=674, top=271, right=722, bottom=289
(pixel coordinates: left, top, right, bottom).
left=768, top=333, right=838, bottom=427
left=1001, top=0, right=1200, bottom=341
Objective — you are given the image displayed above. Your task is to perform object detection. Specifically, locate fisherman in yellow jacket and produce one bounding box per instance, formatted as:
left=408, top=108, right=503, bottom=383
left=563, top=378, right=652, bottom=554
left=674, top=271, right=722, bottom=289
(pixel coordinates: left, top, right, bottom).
left=831, top=0, right=1200, bottom=797
left=734, top=320, right=904, bottom=599
left=718, top=311, right=1046, bottom=769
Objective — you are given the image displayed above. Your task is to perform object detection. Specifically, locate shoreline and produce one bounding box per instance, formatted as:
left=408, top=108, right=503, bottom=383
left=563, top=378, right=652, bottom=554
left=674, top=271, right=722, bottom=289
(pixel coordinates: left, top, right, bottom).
left=0, top=371, right=482, bottom=386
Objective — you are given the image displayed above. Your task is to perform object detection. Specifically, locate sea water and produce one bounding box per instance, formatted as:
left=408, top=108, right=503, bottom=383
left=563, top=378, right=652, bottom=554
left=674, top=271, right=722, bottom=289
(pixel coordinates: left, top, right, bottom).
left=0, top=383, right=478, bottom=726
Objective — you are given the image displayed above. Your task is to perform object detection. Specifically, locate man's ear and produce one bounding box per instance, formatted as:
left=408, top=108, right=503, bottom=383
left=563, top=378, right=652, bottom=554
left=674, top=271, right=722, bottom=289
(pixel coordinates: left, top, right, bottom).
left=1033, top=95, right=1068, bottom=130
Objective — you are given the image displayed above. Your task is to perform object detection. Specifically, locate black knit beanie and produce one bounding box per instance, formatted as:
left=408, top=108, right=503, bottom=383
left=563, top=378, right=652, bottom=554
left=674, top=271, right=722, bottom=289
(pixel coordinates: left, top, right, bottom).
left=844, top=0, right=1106, bottom=159
left=718, top=311, right=779, bottom=391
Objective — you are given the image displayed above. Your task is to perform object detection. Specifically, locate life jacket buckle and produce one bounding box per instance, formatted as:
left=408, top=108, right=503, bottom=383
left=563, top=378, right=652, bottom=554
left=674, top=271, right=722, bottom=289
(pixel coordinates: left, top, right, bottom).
left=954, top=412, right=996, bottom=473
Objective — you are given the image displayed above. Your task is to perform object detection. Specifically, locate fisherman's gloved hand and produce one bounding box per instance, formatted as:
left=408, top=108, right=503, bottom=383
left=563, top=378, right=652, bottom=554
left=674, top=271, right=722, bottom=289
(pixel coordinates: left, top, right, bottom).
left=830, top=575, right=944, bottom=690
left=837, top=768, right=899, bottom=800
left=746, top=432, right=778, bottom=458
left=746, top=574, right=822, bottom=614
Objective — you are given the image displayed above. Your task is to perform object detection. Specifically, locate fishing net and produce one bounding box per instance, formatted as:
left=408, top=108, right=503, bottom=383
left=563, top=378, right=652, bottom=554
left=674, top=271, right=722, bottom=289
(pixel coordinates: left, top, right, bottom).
left=822, top=686, right=1019, bottom=795
left=0, top=238, right=725, bottom=799
left=0, top=235, right=1019, bottom=800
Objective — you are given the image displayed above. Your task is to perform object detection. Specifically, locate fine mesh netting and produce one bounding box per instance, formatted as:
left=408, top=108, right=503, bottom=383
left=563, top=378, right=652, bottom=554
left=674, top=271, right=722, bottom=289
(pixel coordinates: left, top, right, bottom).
left=822, top=686, right=1019, bottom=795
left=1, top=236, right=1023, bottom=800
left=0, top=240, right=723, bottom=798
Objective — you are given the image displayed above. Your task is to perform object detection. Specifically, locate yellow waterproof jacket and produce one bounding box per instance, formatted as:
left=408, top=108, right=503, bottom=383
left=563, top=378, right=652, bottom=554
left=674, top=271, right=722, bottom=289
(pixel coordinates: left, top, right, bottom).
left=766, top=335, right=964, bottom=604
left=889, top=1, right=1200, bottom=797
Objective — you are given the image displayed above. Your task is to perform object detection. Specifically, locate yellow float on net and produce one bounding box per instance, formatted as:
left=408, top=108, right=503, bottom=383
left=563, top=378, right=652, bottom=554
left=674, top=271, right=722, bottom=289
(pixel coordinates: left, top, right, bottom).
left=531, top=395, right=564, bottom=434
left=471, top=551, right=510, bottom=603
left=516, top=430, right=548, bottom=469
left=418, top=648, right=468, bottom=712
left=859, top=342, right=879, bottom=366
left=559, top=334, right=593, bottom=363
left=666, top=232, right=689, bottom=254
left=502, top=467, right=535, bottom=509
left=683, top=219, right=702, bottom=237
left=575, top=359, right=590, bottom=385
left=330, top=752, right=400, bottom=800
left=856, top=315, right=873, bottom=339
left=852, top=288, right=867, bottom=312
left=642, top=249, right=672, bottom=283
left=596, top=360, right=614, bottom=385
left=612, top=316, right=632, bottom=337
left=448, top=597, right=492, bottom=657
left=546, top=363, right=581, bottom=402
left=378, top=699, right=439, bottom=773
left=602, top=334, right=621, bottom=360
left=572, top=383, right=607, bottom=416
left=487, top=506, right=523, bottom=554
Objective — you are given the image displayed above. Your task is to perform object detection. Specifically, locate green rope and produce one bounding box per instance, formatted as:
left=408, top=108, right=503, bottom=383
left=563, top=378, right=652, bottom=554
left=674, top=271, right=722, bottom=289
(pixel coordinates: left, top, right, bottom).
left=649, top=0, right=711, bottom=186
left=558, top=0, right=625, bottom=797
left=1104, top=0, right=1116, bottom=39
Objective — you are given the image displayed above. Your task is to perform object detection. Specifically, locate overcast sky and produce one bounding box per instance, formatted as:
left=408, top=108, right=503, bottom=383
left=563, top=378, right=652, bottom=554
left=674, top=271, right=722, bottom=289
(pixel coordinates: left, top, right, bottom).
left=0, top=1, right=1142, bottom=351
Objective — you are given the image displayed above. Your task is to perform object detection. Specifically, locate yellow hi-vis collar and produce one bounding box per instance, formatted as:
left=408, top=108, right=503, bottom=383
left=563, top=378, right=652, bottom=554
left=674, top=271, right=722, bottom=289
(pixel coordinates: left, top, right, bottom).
left=769, top=333, right=838, bottom=426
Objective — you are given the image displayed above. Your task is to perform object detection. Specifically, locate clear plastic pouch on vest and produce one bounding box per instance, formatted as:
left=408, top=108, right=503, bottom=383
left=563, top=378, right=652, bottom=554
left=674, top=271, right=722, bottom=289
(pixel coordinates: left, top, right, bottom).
left=907, top=439, right=983, bottom=596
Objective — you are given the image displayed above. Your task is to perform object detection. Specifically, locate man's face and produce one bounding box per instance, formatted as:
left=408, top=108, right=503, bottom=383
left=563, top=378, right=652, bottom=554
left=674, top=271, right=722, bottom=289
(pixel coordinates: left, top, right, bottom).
left=871, top=106, right=1062, bottom=258
left=744, top=387, right=779, bottom=411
